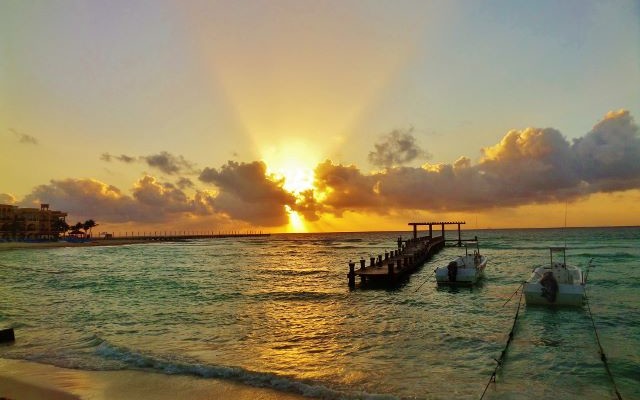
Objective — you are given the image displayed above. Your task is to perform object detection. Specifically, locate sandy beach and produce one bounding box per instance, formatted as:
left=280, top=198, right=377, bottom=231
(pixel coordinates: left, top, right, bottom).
left=0, top=358, right=310, bottom=400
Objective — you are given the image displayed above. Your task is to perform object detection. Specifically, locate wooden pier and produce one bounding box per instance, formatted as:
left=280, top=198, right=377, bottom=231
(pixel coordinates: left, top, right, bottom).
left=98, top=232, right=270, bottom=242
left=347, top=221, right=465, bottom=288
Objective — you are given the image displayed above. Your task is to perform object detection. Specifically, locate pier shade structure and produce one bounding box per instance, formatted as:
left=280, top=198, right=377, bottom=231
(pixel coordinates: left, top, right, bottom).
left=347, top=221, right=465, bottom=288
left=409, top=221, right=466, bottom=246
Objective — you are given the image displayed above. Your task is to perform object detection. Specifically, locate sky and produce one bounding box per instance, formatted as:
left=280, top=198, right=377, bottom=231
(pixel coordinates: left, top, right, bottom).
left=1, top=0, right=639, bottom=233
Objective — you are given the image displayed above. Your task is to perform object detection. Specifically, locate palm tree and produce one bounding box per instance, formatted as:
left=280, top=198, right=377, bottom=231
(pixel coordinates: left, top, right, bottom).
left=52, top=219, right=70, bottom=238
left=83, top=219, right=97, bottom=238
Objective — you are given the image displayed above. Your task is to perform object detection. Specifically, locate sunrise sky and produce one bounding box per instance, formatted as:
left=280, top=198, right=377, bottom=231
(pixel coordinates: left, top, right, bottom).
left=2, top=0, right=639, bottom=233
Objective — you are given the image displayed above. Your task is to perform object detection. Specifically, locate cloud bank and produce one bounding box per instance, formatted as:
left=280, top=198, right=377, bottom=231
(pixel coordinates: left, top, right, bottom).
left=13, top=110, right=640, bottom=228
left=305, top=110, right=640, bottom=218
left=20, top=176, right=221, bottom=225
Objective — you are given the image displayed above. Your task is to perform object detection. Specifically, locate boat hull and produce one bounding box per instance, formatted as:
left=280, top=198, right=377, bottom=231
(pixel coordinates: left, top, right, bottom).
left=524, top=282, right=585, bottom=306
left=435, top=255, right=487, bottom=286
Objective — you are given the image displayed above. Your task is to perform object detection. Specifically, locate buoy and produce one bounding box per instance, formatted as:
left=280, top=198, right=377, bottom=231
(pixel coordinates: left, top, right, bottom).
left=0, top=328, right=15, bottom=343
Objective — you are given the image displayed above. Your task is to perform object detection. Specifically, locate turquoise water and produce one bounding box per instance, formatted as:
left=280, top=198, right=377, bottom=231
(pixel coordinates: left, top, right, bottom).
left=0, top=227, right=638, bottom=399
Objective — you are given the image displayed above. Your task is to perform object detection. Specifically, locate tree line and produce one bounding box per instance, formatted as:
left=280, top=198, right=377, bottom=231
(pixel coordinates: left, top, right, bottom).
left=53, top=219, right=97, bottom=237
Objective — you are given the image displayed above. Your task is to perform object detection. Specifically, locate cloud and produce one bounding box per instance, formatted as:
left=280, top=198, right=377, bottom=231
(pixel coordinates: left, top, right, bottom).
left=0, top=193, right=16, bottom=204
left=290, top=189, right=323, bottom=222
left=367, top=128, right=429, bottom=168
left=572, top=109, right=640, bottom=191
left=143, top=151, right=196, bottom=175
left=100, top=151, right=196, bottom=175
left=176, top=177, right=194, bottom=189
left=100, top=153, right=136, bottom=163
left=199, top=161, right=296, bottom=226
left=132, top=176, right=191, bottom=213
left=311, top=160, right=380, bottom=214
left=9, top=129, right=38, bottom=145
left=13, top=110, right=640, bottom=227
left=19, top=176, right=223, bottom=224
left=311, top=110, right=640, bottom=216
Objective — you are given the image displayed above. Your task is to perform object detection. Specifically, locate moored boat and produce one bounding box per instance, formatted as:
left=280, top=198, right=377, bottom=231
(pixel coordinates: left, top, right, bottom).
left=524, top=247, right=589, bottom=306
left=435, top=241, right=487, bottom=286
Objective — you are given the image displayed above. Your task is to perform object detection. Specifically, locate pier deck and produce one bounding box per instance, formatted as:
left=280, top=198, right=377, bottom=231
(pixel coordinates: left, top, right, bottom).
left=347, top=221, right=465, bottom=287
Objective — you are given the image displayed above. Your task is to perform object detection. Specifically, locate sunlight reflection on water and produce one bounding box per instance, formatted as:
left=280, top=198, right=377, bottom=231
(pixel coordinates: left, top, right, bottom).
left=1, top=227, right=639, bottom=399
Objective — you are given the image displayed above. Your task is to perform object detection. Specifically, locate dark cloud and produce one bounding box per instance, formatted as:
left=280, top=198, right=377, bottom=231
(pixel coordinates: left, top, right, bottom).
left=312, top=110, right=640, bottom=216
left=100, top=153, right=137, bottom=163
left=143, top=151, right=196, bottom=175
left=367, top=128, right=429, bottom=168
left=9, top=129, right=38, bottom=145
left=290, top=189, right=323, bottom=222
left=100, top=151, right=196, bottom=175
left=199, top=161, right=296, bottom=226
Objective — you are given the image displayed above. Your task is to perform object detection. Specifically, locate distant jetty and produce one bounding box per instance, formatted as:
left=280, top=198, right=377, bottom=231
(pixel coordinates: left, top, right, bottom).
left=98, top=232, right=269, bottom=241
left=0, top=232, right=270, bottom=251
left=347, top=221, right=466, bottom=287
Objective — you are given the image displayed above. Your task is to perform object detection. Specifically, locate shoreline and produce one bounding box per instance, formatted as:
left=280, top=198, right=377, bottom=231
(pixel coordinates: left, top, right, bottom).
left=0, top=358, right=311, bottom=400
left=0, top=239, right=157, bottom=251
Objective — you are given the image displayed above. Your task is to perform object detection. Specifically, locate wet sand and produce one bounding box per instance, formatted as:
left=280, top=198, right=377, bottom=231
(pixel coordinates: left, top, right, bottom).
left=0, top=358, right=310, bottom=400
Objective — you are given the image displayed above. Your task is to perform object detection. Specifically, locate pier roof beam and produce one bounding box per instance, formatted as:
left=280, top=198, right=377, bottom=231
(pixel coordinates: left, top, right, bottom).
left=408, top=221, right=466, bottom=240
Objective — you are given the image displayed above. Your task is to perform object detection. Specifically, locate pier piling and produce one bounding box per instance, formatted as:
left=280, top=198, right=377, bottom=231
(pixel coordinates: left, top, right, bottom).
left=348, top=261, right=356, bottom=288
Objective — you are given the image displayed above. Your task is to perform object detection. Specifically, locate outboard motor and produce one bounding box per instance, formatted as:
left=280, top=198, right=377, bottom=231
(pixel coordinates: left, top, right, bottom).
left=447, top=261, right=458, bottom=282
left=539, top=271, right=559, bottom=303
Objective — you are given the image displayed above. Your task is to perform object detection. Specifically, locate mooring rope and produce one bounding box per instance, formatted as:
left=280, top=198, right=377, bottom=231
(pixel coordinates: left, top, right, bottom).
left=413, top=268, right=437, bottom=292
left=479, top=283, right=524, bottom=400
left=502, top=281, right=525, bottom=307
left=585, top=289, right=624, bottom=400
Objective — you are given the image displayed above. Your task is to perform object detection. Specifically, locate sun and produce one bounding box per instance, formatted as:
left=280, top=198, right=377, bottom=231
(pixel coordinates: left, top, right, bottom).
left=285, top=206, right=306, bottom=232
left=262, top=142, right=317, bottom=195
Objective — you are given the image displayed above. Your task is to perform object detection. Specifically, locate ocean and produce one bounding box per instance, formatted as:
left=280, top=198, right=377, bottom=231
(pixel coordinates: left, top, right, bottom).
left=1, top=227, right=638, bottom=399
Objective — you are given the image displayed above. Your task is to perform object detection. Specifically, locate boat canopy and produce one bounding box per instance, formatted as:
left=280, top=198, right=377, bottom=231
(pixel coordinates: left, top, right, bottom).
left=549, top=247, right=567, bottom=266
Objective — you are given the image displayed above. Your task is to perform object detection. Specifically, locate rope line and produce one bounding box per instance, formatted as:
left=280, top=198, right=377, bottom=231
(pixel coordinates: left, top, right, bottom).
left=413, top=269, right=437, bottom=292
left=479, top=283, right=524, bottom=400
left=585, top=289, right=623, bottom=400
left=502, top=281, right=525, bottom=307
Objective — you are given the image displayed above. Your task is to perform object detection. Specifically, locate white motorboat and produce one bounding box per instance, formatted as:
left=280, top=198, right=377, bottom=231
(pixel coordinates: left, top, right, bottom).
left=435, top=241, right=487, bottom=286
left=524, top=247, right=589, bottom=306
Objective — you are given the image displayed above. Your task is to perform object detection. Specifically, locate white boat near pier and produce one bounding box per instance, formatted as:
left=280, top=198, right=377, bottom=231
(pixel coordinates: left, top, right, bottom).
left=435, top=241, right=487, bottom=286
left=524, top=247, right=590, bottom=307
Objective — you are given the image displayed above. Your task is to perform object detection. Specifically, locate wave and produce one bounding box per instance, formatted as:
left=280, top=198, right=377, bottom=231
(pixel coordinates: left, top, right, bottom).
left=94, top=340, right=397, bottom=400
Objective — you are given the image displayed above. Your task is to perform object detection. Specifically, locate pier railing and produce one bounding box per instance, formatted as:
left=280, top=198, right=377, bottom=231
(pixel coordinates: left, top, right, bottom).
left=347, top=235, right=445, bottom=288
